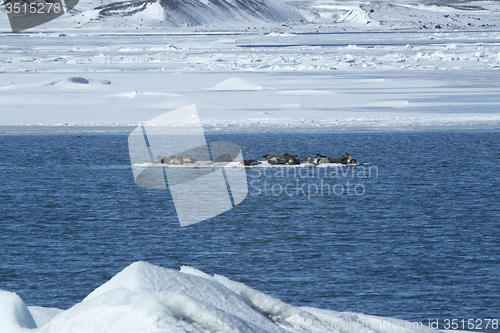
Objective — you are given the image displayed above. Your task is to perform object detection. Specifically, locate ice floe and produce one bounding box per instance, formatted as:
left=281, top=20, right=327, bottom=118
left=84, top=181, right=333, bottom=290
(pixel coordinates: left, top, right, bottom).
left=0, top=262, right=448, bottom=333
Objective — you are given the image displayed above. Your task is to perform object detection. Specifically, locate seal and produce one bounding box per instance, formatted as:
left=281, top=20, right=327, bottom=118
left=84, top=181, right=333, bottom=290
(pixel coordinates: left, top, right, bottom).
left=316, top=157, right=331, bottom=164
left=240, top=159, right=261, bottom=166
left=167, top=155, right=183, bottom=165
left=312, top=153, right=351, bottom=164
left=325, top=153, right=349, bottom=164
left=334, top=152, right=356, bottom=164
left=301, top=157, right=314, bottom=164
left=313, top=154, right=327, bottom=164
left=346, top=156, right=356, bottom=164
left=165, top=155, right=196, bottom=164
left=267, top=157, right=287, bottom=165
left=287, top=155, right=301, bottom=165
left=261, top=154, right=291, bottom=160
left=339, top=152, right=350, bottom=164
left=156, top=155, right=167, bottom=164
left=179, top=155, right=196, bottom=163
left=214, top=154, right=233, bottom=162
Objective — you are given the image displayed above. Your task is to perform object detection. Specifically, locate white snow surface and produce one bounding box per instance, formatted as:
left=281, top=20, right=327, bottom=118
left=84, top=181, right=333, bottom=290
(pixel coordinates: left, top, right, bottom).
left=0, top=291, right=37, bottom=332
left=211, top=77, right=263, bottom=91
left=0, top=261, right=447, bottom=333
left=1, top=1, right=500, bottom=133
left=25, top=307, right=64, bottom=328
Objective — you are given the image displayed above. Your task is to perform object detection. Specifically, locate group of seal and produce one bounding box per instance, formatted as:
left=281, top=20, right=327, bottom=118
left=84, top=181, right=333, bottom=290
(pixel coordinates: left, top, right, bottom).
left=156, top=154, right=234, bottom=165
left=312, top=153, right=356, bottom=164
left=156, top=155, right=196, bottom=165
left=261, top=154, right=301, bottom=165
left=155, top=152, right=356, bottom=166
left=262, top=152, right=356, bottom=165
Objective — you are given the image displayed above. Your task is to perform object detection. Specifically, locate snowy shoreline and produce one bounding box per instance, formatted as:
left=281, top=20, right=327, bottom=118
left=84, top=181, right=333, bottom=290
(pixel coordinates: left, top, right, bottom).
left=1, top=29, right=499, bottom=133
left=2, top=118, right=500, bottom=134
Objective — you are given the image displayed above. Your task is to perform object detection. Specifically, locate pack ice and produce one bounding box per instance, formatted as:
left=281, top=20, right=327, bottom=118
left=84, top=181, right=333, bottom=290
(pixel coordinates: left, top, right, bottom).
left=1, top=262, right=442, bottom=333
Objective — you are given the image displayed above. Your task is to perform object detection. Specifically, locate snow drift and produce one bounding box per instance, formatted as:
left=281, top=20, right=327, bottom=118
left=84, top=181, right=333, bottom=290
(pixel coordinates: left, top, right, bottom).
left=211, top=77, right=262, bottom=91
left=1, top=261, right=444, bottom=333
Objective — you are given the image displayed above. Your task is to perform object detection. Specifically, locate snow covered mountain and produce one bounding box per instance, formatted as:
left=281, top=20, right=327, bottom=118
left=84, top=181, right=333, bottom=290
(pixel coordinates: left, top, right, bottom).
left=94, top=0, right=304, bottom=26
left=6, top=0, right=306, bottom=30
left=1, top=0, right=499, bottom=32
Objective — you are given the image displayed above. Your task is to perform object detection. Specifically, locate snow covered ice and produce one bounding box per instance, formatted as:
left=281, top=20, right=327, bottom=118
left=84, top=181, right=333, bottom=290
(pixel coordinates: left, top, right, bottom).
left=1, top=1, right=500, bottom=133
left=0, top=262, right=445, bottom=333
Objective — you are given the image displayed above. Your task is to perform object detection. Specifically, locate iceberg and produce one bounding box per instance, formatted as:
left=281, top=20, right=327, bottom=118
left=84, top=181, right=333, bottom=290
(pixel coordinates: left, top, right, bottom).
left=1, top=262, right=443, bottom=333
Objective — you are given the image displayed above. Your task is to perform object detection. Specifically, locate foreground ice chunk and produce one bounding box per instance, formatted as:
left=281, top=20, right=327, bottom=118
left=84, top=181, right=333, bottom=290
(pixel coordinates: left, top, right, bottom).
left=44, top=261, right=285, bottom=333
left=26, top=307, right=63, bottom=329
left=39, top=287, right=208, bottom=333
left=1, top=262, right=450, bottom=333
left=0, top=290, right=37, bottom=332
left=211, top=272, right=317, bottom=323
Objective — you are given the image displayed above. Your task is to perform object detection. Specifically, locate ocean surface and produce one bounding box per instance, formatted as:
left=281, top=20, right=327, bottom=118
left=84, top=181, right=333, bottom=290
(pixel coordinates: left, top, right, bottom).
left=0, top=131, right=499, bottom=331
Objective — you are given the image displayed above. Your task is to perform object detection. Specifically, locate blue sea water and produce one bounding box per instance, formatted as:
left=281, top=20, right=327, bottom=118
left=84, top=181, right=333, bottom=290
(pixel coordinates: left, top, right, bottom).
left=0, top=131, right=499, bottom=331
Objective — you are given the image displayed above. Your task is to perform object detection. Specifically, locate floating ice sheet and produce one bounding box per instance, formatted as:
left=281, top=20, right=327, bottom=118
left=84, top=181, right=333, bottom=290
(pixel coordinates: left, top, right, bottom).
left=0, top=262, right=446, bottom=333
